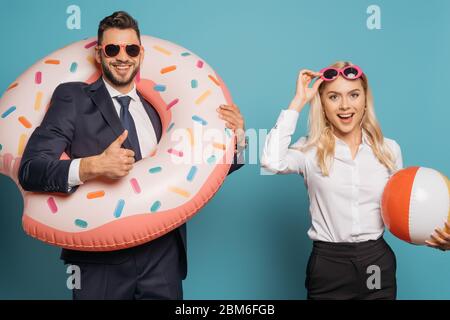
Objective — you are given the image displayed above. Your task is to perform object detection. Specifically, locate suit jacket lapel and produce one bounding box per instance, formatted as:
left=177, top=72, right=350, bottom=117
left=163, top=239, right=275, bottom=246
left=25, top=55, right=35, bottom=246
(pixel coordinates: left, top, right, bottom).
left=87, top=77, right=134, bottom=151
left=137, top=91, right=163, bottom=143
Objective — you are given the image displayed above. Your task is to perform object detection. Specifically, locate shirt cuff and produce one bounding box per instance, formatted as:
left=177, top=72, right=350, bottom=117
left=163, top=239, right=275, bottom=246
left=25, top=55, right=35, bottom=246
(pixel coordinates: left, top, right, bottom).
left=275, top=109, right=299, bottom=135
left=68, top=158, right=83, bottom=189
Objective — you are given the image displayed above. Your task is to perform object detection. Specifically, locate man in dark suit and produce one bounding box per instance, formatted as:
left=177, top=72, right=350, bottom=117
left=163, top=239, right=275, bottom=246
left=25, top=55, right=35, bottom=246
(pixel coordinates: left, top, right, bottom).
left=18, top=11, right=246, bottom=300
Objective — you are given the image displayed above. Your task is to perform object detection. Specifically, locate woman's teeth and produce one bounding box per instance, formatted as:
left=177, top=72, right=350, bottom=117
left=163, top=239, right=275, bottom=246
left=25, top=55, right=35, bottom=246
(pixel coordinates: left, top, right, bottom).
left=338, top=113, right=354, bottom=119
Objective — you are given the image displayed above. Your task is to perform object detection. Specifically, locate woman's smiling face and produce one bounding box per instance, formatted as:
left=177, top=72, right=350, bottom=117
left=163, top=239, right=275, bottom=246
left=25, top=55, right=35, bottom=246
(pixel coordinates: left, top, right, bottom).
left=320, top=76, right=366, bottom=138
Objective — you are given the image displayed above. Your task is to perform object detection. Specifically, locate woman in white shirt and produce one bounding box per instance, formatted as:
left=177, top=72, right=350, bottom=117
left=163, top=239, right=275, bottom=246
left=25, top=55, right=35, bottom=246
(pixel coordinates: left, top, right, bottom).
left=261, top=61, right=448, bottom=299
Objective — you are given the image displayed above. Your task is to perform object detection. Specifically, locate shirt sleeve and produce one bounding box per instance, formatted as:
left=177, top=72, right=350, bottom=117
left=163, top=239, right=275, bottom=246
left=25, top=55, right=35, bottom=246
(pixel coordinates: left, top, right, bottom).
left=67, top=158, right=83, bottom=190
left=261, top=109, right=307, bottom=175
left=393, top=140, right=403, bottom=170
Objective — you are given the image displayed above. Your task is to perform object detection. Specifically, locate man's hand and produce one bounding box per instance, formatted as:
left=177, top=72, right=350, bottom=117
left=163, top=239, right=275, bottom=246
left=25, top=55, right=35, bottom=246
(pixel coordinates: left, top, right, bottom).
left=217, top=104, right=246, bottom=148
left=79, top=130, right=136, bottom=182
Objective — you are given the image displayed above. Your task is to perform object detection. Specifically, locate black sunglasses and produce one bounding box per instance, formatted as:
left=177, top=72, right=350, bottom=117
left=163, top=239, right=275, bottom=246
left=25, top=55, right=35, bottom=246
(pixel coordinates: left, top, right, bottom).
left=98, top=44, right=143, bottom=58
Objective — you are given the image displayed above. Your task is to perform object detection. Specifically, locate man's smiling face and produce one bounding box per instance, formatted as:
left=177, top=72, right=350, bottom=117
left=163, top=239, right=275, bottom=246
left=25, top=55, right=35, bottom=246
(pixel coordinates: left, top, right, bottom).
left=95, top=28, right=143, bottom=89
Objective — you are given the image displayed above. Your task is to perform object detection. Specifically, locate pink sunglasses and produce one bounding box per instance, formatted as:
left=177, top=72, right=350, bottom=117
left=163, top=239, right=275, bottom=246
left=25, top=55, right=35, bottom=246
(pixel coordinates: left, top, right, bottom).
left=320, top=65, right=364, bottom=81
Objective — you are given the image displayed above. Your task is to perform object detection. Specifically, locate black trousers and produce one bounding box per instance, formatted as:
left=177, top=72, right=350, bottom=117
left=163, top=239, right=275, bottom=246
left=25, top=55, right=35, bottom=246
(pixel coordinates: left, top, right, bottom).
left=305, top=237, right=397, bottom=300
left=68, top=230, right=184, bottom=300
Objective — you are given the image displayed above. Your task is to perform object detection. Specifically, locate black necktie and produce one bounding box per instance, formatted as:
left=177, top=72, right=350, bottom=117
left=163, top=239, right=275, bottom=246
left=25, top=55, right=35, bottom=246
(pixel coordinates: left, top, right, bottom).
left=115, top=95, right=142, bottom=161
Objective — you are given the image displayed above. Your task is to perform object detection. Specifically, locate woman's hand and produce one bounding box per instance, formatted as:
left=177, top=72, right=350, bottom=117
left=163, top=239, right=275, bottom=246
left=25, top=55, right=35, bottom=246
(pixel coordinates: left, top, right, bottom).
left=288, top=69, right=323, bottom=113
left=425, top=222, right=450, bottom=251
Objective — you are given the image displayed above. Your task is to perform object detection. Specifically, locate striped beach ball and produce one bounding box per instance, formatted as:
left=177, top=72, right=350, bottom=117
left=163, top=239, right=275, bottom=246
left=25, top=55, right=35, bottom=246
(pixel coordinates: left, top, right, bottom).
left=381, top=167, right=449, bottom=245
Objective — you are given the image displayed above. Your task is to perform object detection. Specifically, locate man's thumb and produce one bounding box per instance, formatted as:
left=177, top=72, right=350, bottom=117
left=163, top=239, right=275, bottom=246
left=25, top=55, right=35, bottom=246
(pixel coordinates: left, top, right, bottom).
left=111, top=130, right=128, bottom=147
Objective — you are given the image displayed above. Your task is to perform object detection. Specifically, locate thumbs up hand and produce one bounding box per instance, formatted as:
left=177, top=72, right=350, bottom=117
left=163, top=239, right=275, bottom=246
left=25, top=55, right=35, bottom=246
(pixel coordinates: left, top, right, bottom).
left=79, top=130, right=136, bottom=182
left=108, top=129, right=129, bottom=150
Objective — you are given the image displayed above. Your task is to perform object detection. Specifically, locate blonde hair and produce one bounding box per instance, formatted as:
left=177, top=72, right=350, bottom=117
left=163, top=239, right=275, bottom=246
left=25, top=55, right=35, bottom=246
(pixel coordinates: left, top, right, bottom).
left=295, top=61, right=397, bottom=176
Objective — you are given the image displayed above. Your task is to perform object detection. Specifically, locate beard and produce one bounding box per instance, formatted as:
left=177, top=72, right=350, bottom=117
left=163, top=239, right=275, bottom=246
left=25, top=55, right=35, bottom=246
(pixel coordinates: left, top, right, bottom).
left=101, top=58, right=140, bottom=87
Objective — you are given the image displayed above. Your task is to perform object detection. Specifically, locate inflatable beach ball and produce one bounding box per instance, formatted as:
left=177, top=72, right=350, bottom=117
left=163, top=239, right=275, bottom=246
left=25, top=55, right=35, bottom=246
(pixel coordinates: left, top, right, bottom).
left=381, top=167, right=449, bottom=245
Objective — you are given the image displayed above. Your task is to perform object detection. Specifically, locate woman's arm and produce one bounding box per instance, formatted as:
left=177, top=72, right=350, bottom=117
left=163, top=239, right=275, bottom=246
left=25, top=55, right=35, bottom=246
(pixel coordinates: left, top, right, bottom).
left=261, top=109, right=307, bottom=174
left=261, top=69, right=323, bottom=175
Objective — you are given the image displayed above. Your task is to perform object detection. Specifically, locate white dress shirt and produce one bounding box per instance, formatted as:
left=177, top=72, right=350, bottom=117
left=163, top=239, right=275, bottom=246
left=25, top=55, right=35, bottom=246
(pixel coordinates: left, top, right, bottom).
left=67, top=77, right=157, bottom=188
left=261, top=109, right=403, bottom=243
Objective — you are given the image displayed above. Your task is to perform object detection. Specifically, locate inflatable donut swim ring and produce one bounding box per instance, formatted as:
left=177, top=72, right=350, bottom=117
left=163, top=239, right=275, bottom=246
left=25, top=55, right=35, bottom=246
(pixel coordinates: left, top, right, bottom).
left=0, top=35, right=235, bottom=251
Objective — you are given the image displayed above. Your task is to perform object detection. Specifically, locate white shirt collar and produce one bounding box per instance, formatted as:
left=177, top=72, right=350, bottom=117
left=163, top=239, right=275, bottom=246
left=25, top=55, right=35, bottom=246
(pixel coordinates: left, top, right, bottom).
left=102, top=77, right=139, bottom=102
left=333, top=129, right=371, bottom=160
left=333, top=129, right=370, bottom=146
left=362, top=130, right=371, bottom=146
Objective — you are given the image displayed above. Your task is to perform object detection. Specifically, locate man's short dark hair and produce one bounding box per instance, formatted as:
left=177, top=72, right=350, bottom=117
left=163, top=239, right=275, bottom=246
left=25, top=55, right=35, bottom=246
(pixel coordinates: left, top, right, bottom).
left=98, top=11, right=140, bottom=44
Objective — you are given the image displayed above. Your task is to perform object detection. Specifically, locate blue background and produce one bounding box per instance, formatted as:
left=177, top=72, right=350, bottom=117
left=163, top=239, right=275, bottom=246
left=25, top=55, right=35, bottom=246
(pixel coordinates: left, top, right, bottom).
left=0, top=0, right=449, bottom=299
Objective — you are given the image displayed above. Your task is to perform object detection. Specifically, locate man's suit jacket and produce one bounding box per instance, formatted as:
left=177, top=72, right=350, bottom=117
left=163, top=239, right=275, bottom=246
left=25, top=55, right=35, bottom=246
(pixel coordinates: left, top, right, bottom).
left=19, top=77, right=243, bottom=279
